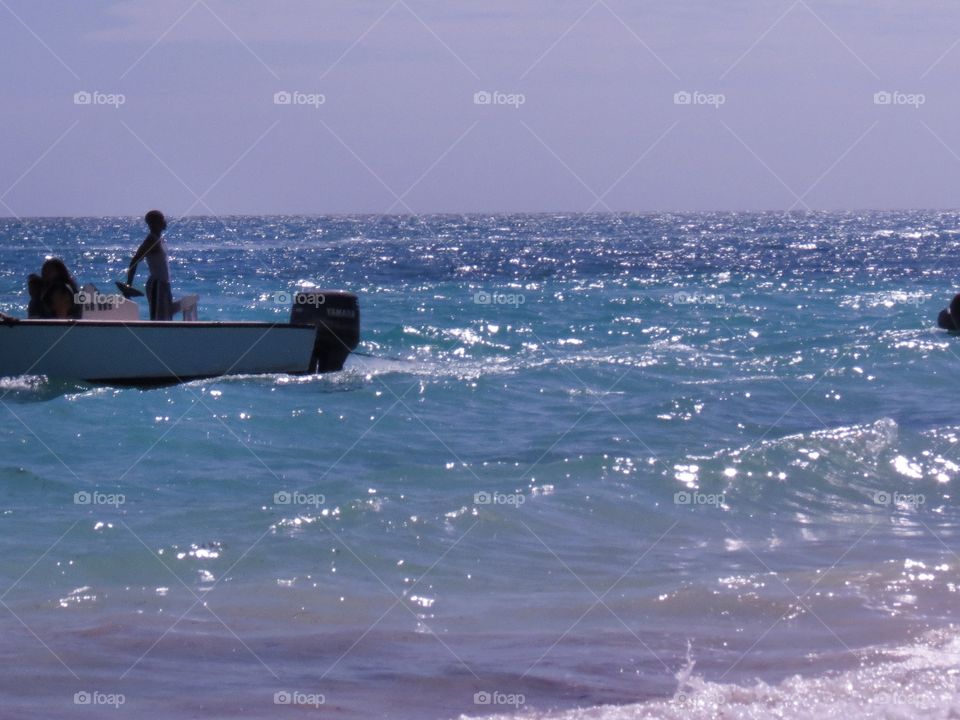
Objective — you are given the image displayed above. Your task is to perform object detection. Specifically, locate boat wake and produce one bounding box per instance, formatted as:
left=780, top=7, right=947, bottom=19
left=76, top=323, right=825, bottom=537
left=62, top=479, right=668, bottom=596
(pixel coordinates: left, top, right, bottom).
left=0, top=374, right=89, bottom=402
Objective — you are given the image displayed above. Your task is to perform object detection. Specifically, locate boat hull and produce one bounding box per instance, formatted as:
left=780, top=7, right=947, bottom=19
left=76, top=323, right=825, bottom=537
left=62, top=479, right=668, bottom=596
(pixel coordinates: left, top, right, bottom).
left=0, top=319, right=322, bottom=384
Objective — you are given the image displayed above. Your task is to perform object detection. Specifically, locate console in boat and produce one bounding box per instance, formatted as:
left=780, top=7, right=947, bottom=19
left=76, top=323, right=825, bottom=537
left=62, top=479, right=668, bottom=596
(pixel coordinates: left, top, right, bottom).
left=0, top=288, right=360, bottom=385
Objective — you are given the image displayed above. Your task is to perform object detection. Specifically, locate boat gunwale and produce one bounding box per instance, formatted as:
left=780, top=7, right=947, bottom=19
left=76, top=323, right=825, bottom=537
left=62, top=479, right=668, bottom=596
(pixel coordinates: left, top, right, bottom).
left=1, top=318, right=318, bottom=330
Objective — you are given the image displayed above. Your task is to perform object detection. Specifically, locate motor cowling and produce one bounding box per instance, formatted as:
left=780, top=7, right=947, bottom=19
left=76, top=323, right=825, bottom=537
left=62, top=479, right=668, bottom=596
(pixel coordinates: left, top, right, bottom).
left=290, top=290, right=360, bottom=372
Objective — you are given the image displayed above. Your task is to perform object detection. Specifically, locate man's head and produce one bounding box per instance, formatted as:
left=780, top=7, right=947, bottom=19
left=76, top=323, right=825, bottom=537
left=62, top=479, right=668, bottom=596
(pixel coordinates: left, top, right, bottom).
left=939, top=293, right=960, bottom=331
left=145, top=210, right=167, bottom=234
left=949, top=293, right=960, bottom=322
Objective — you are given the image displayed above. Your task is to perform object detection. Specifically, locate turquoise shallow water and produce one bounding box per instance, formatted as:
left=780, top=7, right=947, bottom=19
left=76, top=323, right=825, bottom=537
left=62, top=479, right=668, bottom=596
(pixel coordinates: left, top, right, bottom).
left=1, top=213, right=960, bottom=718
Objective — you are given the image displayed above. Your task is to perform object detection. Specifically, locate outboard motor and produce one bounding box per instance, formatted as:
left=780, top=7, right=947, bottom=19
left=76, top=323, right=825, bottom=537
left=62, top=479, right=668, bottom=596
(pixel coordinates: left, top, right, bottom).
left=290, top=290, right=360, bottom=372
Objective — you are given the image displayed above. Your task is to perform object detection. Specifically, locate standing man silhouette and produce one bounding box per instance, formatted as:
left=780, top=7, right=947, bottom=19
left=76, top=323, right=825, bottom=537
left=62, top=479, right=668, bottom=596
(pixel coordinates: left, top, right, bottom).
left=127, top=210, right=177, bottom=321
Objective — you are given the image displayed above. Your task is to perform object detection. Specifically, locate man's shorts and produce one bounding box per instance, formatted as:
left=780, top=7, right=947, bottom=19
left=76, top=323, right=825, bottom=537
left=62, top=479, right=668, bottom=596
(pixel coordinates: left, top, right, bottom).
left=146, top=278, right=174, bottom=321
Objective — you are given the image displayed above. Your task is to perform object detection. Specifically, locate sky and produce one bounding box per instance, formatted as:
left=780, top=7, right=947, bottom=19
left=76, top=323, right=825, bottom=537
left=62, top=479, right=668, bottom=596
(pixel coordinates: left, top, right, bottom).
left=1, top=0, right=960, bottom=216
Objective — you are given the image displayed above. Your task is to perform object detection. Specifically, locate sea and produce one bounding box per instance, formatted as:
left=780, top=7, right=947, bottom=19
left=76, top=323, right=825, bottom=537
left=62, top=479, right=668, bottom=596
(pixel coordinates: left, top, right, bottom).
left=0, top=212, right=959, bottom=719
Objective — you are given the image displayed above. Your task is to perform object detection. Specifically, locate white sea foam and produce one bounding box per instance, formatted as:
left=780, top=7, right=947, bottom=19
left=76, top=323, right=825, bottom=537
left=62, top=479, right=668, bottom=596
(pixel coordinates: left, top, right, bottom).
left=463, top=630, right=960, bottom=719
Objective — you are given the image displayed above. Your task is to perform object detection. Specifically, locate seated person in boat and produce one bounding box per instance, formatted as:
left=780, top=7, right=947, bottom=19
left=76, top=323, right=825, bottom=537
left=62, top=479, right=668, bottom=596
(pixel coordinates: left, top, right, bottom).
left=127, top=210, right=179, bottom=321
left=43, top=283, right=77, bottom=319
left=27, top=274, right=44, bottom=318
left=27, top=258, right=81, bottom=319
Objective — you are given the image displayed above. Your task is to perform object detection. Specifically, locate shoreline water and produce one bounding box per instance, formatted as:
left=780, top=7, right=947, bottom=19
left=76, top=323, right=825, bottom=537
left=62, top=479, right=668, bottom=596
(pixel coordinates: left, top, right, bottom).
left=1, top=213, right=958, bottom=718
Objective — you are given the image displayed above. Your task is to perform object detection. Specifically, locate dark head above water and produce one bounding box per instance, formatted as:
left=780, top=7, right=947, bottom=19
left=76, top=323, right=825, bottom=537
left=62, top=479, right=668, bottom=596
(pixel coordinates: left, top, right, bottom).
left=938, top=293, right=960, bottom=331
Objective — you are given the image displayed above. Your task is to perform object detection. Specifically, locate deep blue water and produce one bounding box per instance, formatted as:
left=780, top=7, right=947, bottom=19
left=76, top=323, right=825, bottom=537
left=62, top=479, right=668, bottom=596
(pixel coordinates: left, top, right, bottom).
left=1, top=213, right=960, bottom=719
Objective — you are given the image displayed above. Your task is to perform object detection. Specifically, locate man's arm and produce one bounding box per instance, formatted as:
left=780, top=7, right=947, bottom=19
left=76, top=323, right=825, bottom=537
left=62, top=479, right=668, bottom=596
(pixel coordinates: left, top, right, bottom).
left=126, top=235, right=158, bottom=285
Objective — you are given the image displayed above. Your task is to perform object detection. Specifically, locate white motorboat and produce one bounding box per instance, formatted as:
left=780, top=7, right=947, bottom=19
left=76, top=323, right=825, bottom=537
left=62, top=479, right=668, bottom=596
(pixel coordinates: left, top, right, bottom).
left=0, top=289, right=360, bottom=385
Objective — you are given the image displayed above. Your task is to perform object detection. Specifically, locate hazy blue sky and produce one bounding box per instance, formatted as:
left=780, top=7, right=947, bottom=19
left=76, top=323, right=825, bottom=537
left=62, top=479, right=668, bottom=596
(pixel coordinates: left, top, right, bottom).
left=2, top=0, right=960, bottom=215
